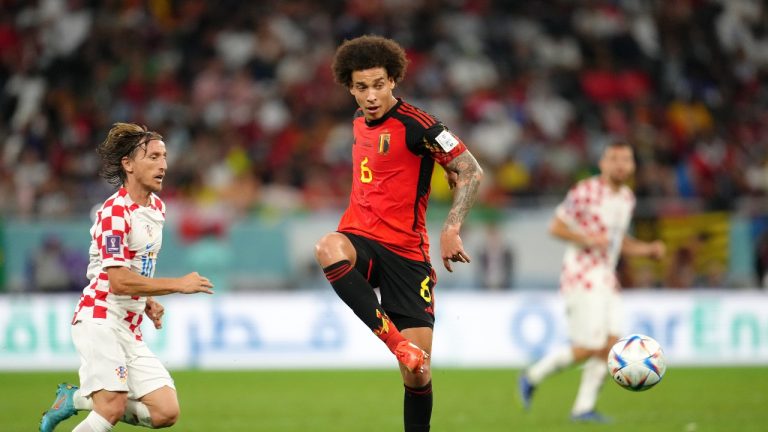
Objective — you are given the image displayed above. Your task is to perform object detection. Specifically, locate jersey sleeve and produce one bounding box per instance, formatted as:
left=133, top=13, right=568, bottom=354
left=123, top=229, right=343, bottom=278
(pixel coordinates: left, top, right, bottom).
left=417, top=123, right=468, bottom=165
left=95, top=199, right=132, bottom=269
left=555, top=182, right=586, bottom=230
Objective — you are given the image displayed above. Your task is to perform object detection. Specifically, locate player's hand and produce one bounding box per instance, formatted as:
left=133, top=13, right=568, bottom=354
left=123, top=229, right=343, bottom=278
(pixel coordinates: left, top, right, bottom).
left=440, top=226, right=471, bottom=272
left=648, top=240, right=666, bottom=259
left=584, top=234, right=609, bottom=249
left=145, top=297, right=165, bottom=329
left=178, top=272, right=214, bottom=294
left=444, top=170, right=459, bottom=190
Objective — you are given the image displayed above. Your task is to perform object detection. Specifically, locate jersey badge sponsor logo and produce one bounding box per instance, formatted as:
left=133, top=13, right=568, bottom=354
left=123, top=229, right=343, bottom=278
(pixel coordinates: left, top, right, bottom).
left=105, top=235, right=121, bottom=254
left=435, top=129, right=459, bottom=152
left=378, top=133, right=390, bottom=154
left=115, top=365, right=128, bottom=383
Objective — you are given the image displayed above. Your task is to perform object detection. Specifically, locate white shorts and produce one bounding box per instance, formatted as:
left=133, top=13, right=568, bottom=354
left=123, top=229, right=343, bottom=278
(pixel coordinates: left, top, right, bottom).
left=563, top=288, right=623, bottom=349
left=71, top=321, right=175, bottom=399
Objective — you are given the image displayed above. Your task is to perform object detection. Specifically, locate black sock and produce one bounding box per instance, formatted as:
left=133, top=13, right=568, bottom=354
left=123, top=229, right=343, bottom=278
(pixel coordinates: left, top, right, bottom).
left=404, top=381, right=432, bottom=432
left=322, top=260, right=406, bottom=351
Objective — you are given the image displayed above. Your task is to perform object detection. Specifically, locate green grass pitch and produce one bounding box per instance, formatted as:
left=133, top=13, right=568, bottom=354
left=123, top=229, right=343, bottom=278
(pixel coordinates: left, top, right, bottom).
left=4, top=367, right=766, bottom=431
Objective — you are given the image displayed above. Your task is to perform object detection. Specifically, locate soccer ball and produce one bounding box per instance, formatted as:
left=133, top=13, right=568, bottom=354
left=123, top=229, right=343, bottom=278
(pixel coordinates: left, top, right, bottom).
left=606, top=334, right=666, bottom=391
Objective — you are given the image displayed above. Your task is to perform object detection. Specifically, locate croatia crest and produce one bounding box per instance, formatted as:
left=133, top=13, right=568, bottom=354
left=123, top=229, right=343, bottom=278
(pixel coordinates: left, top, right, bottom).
left=115, top=365, right=128, bottom=383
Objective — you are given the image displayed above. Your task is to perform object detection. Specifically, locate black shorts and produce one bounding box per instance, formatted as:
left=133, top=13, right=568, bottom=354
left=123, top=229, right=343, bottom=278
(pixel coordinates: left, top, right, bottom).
left=341, top=232, right=436, bottom=330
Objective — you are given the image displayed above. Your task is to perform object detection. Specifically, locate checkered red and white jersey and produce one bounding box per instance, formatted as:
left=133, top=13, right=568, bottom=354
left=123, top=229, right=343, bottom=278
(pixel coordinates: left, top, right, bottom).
left=72, top=187, right=165, bottom=340
left=555, top=176, right=635, bottom=292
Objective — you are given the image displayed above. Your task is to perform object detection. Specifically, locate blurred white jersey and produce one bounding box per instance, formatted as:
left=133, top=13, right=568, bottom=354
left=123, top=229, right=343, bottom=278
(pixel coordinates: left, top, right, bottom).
left=72, top=187, right=165, bottom=340
left=555, top=176, right=635, bottom=293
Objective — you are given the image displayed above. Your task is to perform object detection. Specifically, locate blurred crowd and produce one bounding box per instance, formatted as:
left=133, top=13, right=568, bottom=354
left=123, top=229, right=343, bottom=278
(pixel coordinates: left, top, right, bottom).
left=1, top=0, right=768, bottom=221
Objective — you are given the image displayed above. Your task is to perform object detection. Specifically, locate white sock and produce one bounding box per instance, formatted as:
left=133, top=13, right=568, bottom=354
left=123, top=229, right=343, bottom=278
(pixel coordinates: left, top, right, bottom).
left=526, top=346, right=574, bottom=384
left=121, top=399, right=154, bottom=427
left=73, top=411, right=113, bottom=432
left=571, top=356, right=607, bottom=415
left=73, top=389, right=93, bottom=411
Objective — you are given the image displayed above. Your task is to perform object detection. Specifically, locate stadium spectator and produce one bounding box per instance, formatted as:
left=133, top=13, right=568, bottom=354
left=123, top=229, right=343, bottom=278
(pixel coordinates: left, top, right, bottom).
left=27, top=234, right=88, bottom=292
left=664, top=245, right=699, bottom=289
left=755, top=229, right=768, bottom=288
left=476, top=221, right=515, bottom=290
left=313, top=35, right=483, bottom=432
left=39, top=123, right=213, bottom=432
left=1, top=0, right=767, bottom=290
left=518, top=141, right=666, bottom=422
left=0, top=1, right=766, bottom=220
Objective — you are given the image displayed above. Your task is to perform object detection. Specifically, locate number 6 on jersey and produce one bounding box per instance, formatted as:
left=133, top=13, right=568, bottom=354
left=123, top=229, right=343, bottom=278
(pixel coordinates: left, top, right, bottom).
left=360, top=157, right=373, bottom=183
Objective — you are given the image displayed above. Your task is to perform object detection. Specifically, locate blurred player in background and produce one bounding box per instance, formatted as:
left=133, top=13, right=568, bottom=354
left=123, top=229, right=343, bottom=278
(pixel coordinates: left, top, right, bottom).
left=518, top=140, right=665, bottom=422
left=314, top=35, right=483, bottom=432
left=40, top=123, right=214, bottom=432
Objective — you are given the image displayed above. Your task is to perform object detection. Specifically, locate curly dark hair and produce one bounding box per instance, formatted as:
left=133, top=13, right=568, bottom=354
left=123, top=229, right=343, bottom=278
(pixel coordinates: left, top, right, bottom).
left=97, top=123, right=163, bottom=187
left=332, top=35, right=409, bottom=87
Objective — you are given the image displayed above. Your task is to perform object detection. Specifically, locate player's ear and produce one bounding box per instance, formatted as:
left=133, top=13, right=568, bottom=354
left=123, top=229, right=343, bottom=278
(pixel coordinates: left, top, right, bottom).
left=121, top=156, right=133, bottom=174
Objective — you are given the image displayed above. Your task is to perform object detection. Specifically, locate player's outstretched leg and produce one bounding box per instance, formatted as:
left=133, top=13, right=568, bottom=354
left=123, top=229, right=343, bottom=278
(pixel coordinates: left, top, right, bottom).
left=323, top=259, right=427, bottom=368
left=40, top=383, right=79, bottom=432
left=570, top=357, right=610, bottom=423
left=518, top=346, right=575, bottom=409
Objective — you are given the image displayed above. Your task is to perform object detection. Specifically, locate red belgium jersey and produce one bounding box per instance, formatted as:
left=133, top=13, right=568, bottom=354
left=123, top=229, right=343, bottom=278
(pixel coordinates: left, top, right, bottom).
left=338, top=98, right=467, bottom=262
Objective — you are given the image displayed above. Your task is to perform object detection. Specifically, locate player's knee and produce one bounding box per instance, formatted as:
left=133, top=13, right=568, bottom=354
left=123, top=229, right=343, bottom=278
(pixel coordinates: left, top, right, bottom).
left=314, top=233, right=334, bottom=257
left=585, top=348, right=605, bottom=360
left=151, top=405, right=180, bottom=428
left=597, top=341, right=615, bottom=358
left=98, top=401, right=128, bottom=425
left=314, top=233, right=347, bottom=265
left=403, top=369, right=432, bottom=388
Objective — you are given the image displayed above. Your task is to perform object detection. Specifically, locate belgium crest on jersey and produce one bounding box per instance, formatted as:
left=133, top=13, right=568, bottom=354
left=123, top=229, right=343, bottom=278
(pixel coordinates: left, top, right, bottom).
left=378, top=133, right=390, bottom=154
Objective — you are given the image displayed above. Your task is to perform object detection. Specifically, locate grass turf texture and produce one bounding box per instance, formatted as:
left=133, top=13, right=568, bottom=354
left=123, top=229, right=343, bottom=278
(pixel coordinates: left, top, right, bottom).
left=4, top=367, right=765, bottom=431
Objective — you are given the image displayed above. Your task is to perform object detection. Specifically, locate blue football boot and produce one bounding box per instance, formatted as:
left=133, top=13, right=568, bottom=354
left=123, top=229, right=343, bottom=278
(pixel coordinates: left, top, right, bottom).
left=518, top=373, right=535, bottom=410
left=570, top=410, right=613, bottom=423
left=40, top=383, right=78, bottom=432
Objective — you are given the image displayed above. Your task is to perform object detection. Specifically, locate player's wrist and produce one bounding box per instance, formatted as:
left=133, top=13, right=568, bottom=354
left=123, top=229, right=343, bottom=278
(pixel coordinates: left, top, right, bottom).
left=441, top=224, right=461, bottom=234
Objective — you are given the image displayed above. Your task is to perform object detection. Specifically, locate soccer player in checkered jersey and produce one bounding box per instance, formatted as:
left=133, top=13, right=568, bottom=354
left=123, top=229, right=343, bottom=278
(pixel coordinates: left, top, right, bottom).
left=518, top=141, right=665, bottom=422
left=314, top=35, right=483, bottom=432
left=40, top=123, right=214, bottom=432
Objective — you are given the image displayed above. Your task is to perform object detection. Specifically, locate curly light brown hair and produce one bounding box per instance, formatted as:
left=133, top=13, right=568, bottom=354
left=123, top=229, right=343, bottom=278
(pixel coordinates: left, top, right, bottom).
left=331, top=35, right=409, bottom=87
left=97, top=123, right=163, bottom=187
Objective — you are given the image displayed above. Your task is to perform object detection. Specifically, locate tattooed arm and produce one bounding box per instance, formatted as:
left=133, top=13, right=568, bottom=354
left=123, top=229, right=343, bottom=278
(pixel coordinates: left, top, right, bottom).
left=440, top=150, right=483, bottom=272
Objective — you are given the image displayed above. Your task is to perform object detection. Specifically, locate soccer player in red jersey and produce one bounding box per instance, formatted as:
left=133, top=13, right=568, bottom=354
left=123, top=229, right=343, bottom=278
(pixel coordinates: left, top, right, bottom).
left=315, top=35, right=483, bottom=432
left=39, top=123, right=214, bottom=432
